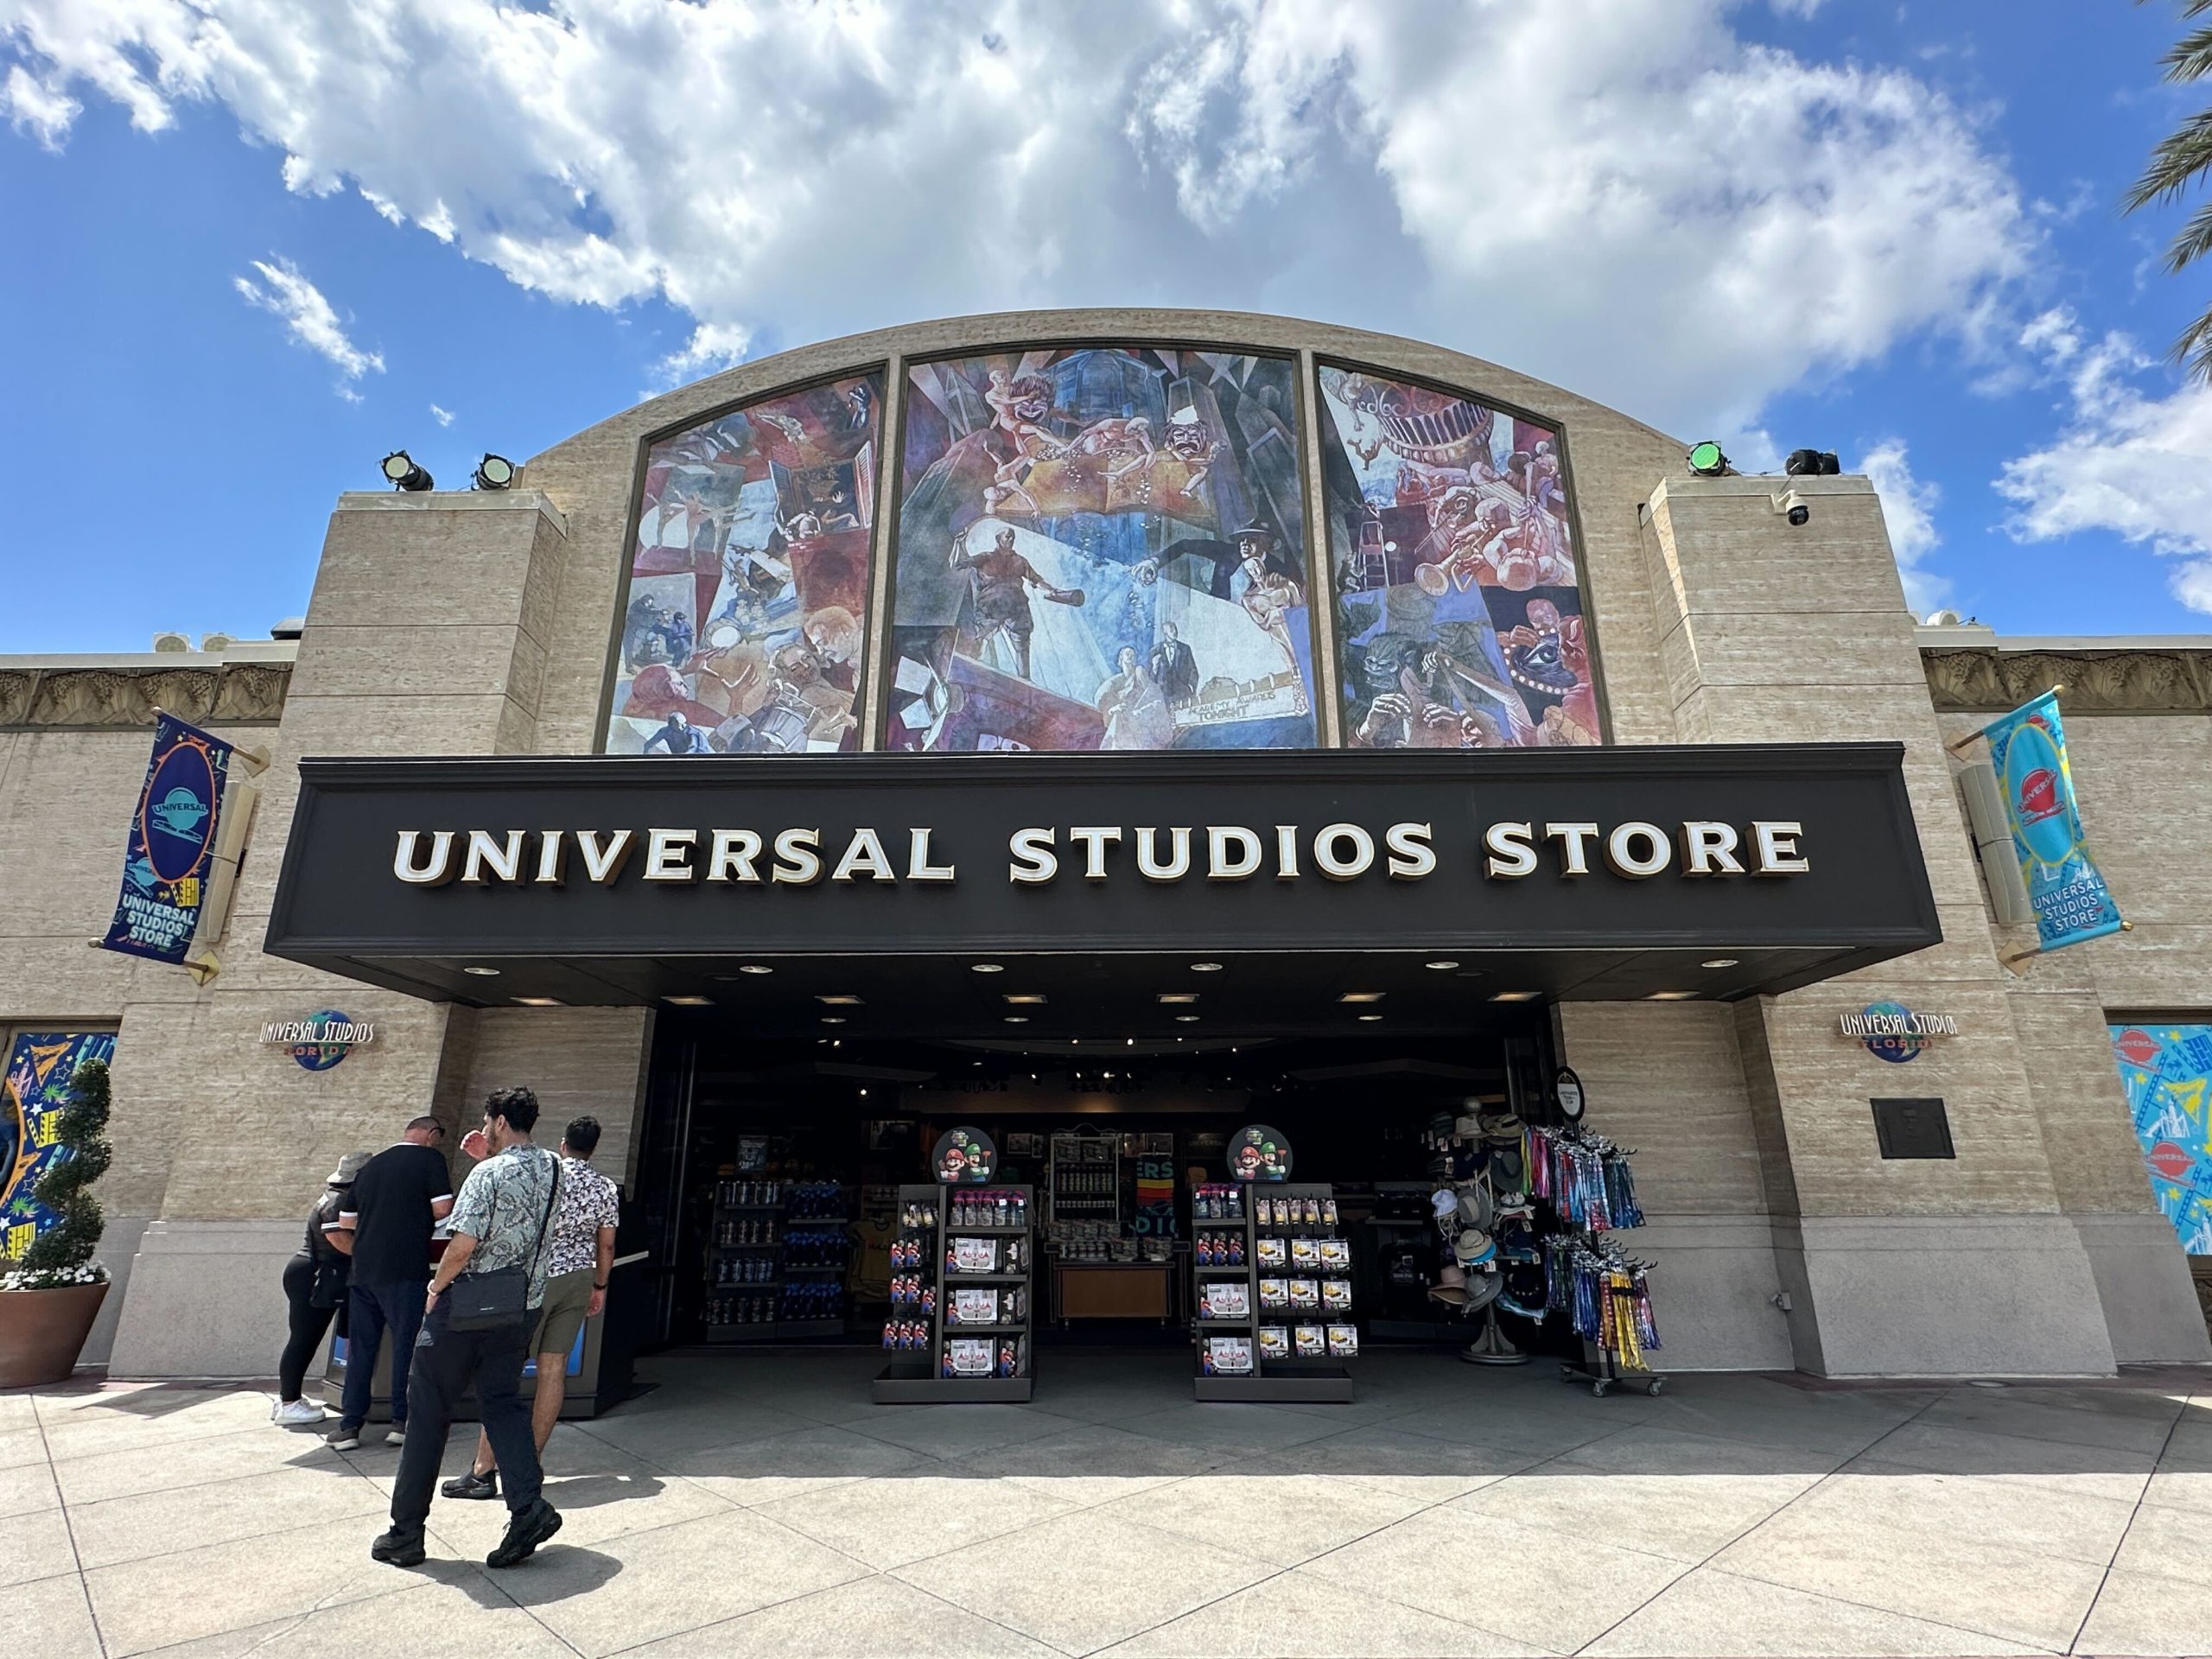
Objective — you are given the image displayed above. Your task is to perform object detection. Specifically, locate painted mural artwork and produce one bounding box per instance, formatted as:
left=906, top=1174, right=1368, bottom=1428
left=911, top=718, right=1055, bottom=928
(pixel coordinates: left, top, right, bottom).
left=2110, top=1024, right=2212, bottom=1255
left=1315, top=365, right=1597, bottom=749
left=887, top=348, right=1314, bottom=753
left=605, top=372, right=885, bottom=756
left=2, top=1031, right=115, bottom=1262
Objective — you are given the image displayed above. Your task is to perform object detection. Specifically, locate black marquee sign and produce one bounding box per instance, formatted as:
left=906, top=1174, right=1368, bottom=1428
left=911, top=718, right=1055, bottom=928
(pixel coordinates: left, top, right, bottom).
left=264, top=745, right=1939, bottom=999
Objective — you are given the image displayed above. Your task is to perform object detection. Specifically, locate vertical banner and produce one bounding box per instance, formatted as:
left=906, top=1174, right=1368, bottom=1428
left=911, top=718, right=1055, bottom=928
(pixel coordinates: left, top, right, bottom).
left=1982, top=691, right=2123, bottom=951
left=98, top=713, right=236, bottom=965
left=2, top=1031, right=116, bottom=1262
left=2110, top=1024, right=2212, bottom=1255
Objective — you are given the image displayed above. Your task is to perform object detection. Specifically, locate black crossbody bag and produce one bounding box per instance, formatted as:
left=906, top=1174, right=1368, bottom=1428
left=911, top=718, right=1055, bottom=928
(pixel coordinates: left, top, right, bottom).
left=447, top=1149, right=561, bottom=1332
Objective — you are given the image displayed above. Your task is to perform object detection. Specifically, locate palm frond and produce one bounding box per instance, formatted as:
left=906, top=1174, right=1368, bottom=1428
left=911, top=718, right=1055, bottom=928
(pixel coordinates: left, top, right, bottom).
left=2124, top=105, right=2212, bottom=210
left=2169, top=199, right=2212, bottom=270
left=2165, top=22, right=2212, bottom=80
left=2174, top=302, right=2212, bottom=383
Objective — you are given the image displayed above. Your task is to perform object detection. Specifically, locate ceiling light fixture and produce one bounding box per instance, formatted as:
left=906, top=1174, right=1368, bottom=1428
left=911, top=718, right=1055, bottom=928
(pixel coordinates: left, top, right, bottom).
left=512, top=996, right=563, bottom=1007
left=817, top=994, right=864, bottom=1006
left=1425, top=960, right=1460, bottom=970
left=1190, top=962, right=1224, bottom=973
left=461, top=966, right=500, bottom=977
left=1357, top=1014, right=1382, bottom=1023
left=970, top=963, right=1004, bottom=974
left=1490, top=990, right=1541, bottom=1002
left=1175, top=1015, right=1200, bottom=1023
left=1004, top=994, right=1046, bottom=1005
left=1645, top=990, right=1700, bottom=1001
left=1004, top=1016, right=1029, bottom=1025
left=736, top=964, right=773, bottom=976
left=1338, top=992, right=1385, bottom=1004
left=820, top=1016, right=847, bottom=1025
left=664, top=995, right=713, bottom=1007
left=1700, top=958, right=1740, bottom=969
left=1158, top=993, right=1198, bottom=1004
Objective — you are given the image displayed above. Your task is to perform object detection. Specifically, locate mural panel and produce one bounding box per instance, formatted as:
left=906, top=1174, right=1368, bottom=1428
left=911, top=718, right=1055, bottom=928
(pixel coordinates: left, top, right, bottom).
left=605, top=371, right=885, bottom=755
left=2, top=1030, right=115, bottom=1263
left=887, top=348, right=1314, bottom=752
left=1316, top=365, right=1598, bottom=749
left=2111, top=1023, right=2212, bottom=1255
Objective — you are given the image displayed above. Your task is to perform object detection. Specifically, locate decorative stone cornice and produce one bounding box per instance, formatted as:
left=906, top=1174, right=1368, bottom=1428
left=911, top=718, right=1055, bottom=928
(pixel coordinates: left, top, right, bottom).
left=1923, top=646, right=2212, bottom=715
left=0, top=662, right=291, bottom=730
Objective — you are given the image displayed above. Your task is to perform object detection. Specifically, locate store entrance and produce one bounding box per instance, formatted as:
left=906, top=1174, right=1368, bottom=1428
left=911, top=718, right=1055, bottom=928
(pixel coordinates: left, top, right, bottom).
left=627, top=1009, right=1570, bottom=1374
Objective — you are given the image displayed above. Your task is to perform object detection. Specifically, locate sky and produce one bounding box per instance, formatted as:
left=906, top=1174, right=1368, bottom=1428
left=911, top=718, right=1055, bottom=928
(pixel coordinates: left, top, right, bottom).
left=3, top=0, right=2212, bottom=652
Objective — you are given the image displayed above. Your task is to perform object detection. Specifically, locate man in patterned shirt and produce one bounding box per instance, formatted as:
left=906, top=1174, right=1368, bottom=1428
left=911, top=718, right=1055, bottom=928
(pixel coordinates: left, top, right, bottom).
left=442, top=1115, right=621, bottom=1502
left=373, top=1087, right=564, bottom=1571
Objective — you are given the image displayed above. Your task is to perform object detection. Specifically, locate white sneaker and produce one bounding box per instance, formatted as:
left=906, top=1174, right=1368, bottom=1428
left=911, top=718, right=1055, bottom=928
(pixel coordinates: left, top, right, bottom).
left=272, top=1399, right=325, bottom=1426
left=385, top=1427, right=407, bottom=1446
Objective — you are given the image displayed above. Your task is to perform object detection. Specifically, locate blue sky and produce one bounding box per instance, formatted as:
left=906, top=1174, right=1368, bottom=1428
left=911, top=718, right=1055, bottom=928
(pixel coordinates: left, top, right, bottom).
left=4, top=0, right=2211, bottom=652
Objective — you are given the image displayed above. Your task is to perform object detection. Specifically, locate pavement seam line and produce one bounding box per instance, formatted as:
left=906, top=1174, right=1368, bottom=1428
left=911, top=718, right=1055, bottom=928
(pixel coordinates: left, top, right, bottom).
left=2065, top=1389, right=2192, bottom=1655
left=29, top=1386, right=107, bottom=1659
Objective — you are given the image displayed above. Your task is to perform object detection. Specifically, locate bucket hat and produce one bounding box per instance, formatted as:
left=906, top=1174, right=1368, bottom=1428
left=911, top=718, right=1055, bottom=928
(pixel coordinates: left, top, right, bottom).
left=327, top=1149, right=372, bottom=1186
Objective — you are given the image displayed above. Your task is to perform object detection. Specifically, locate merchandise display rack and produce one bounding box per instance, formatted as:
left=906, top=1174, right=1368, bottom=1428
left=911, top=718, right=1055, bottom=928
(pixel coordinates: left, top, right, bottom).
left=703, top=1178, right=851, bottom=1342
left=1193, top=1181, right=1356, bottom=1402
left=873, top=1182, right=1036, bottom=1403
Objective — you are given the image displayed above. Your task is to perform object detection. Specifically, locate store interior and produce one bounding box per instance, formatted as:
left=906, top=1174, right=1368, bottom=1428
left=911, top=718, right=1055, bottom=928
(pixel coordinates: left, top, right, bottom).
left=620, top=976, right=1662, bottom=1395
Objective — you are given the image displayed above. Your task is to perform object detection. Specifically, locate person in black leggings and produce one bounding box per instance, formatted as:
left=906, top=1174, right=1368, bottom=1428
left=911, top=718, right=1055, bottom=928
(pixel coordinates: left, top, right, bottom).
left=276, top=1153, right=368, bottom=1425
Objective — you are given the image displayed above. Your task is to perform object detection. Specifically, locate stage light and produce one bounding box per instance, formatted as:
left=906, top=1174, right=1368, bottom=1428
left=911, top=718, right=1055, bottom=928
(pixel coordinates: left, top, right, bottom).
left=474, top=453, right=517, bottom=491
left=381, top=450, right=434, bottom=492
left=1784, top=448, right=1841, bottom=477
left=462, top=966, right=500, bottom=977
left=1686, top=442, right=1727, bottom=476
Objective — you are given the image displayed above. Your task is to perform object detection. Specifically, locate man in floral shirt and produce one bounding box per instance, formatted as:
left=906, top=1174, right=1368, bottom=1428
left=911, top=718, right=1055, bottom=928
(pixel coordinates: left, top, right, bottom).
left=442, top=1115, right=620, bottom=1502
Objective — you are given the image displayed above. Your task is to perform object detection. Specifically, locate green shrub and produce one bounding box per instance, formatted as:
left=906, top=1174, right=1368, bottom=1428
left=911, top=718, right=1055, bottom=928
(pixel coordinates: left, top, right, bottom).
left=8, top=1057, right=112, bottom=1290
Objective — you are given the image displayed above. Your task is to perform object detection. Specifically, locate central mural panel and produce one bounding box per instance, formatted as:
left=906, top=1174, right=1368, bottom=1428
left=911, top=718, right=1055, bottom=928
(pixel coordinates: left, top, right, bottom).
left=886, top=347, right=1316, bottom=752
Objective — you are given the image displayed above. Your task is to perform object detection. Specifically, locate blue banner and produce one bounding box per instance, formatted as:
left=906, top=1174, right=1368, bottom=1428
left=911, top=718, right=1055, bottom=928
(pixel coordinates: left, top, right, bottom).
left=97, top=713, right=236, bottom=964
left=1983, top=690, right=2123, bottom=951
left=3, top=1031, right=115, bottom=1262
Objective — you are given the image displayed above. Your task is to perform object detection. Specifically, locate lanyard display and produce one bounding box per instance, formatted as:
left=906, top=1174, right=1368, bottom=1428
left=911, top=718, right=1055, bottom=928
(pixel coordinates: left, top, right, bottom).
left=1524, top=1126, right=1644, bottom=1232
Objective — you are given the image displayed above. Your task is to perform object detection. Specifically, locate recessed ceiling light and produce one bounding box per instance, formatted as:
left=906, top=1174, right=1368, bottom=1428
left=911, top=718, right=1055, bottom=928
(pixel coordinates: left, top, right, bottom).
left=971, top=963, right=1004, bottom=974
left=1700, top=958, right=1740, bottom=969
left=512, top=996, right=563, bottom=1007
left=1491, top=991, right=1541, bottom=1002
left=737, top=964, right=773, bottom=976
left=664, top=995, right=713, bottom=1007
left=1004, top=994, right=1047, bottom=1005
left=1125, top=1037, right=1134, bottom=1046
left=1425, top=959, right=1460, bottom=970
left=1158, top=992, right=1198, bottom=1004
left=820, top=1016, right=847, bottom=1025
left=1175, top=1014, right=1200, bottom=1023
left=817, top=994, right=864, bottom=1006
left=1338, top=991, right=1385, bottom=1004
left=1004, top=1015, right=1030, bottom=1025
left=1190, top=962, right=1224, bottom=973
left=462, top=966, right=500, bottom=977
left=1357, top=1014, right=1383, bottom=1022
left=1645, top=990, right=1699, bottom=1001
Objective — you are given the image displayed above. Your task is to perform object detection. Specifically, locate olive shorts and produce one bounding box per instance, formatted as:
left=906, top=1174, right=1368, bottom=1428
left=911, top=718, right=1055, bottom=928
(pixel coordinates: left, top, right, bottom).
left=531, top=1266, right=594, bottom=1360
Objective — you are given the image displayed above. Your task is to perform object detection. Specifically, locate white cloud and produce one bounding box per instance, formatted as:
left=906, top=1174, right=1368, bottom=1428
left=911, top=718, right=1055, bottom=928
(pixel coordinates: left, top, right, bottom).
left=1996, top=318, right=2212, bottom=615
left=429, top=403, right=454, bottom=426
left=3, top=0, right=2032, bottom=438
left=232, top=256, right=385, bottom=397
left=0, top=62, right=75, bottom=147
left=1859, top=438, right=1949, bottom=613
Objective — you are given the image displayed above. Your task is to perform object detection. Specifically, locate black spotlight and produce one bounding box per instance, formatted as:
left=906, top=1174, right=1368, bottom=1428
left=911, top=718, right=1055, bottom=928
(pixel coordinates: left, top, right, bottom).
left=380, top=450, right=434, bottom=492
left=1784, top=448, right=1841, bottom=476
left=1686, top=441, right=1728, bottom=476
left=473, top=453, right=517, bottom=491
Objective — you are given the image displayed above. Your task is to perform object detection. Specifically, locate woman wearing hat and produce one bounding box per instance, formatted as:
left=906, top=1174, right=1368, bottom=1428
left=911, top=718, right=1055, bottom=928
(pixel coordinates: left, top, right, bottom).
left=274, top=1151, right=369, bottom=1426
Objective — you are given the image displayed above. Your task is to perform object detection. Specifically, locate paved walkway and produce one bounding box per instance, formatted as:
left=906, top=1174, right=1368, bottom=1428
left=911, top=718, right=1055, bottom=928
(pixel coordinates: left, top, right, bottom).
left=6, top=1349, right=2212, bottom=1657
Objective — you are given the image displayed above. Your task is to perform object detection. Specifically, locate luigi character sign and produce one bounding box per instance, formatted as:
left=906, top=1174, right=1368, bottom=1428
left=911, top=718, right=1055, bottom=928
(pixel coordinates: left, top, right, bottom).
left=932, top=1126, right=997, bottom=1185
left=1228, top=1124, right=1293, bottom=1183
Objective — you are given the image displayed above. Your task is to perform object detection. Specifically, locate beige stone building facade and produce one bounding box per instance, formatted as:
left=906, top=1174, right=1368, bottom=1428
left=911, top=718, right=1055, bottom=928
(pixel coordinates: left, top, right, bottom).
left=3, top=310, right=2206, bottom=1382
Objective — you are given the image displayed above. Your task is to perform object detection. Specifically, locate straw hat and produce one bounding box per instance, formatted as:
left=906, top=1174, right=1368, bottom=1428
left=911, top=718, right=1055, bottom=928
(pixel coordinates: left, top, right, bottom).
left=1427, top=1262, right=1468, bottom=1306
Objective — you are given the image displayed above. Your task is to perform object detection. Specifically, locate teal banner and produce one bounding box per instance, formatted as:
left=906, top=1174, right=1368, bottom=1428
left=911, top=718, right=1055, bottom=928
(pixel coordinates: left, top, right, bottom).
left=1982, top=691, right=2122, bottom=951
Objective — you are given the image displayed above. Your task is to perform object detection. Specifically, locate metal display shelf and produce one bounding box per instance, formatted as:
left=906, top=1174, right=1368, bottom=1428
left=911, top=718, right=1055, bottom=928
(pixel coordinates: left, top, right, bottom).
left=872, top=1182, right=1037, bottom=1403
left=1192, top=1180, right=1356, bottom=1403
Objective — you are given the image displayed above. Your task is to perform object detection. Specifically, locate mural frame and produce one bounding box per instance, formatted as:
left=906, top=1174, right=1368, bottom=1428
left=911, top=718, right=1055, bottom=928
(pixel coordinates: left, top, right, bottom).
left=874, top=334, right=1329, bottom=755
left=0, top=1024, right=118, bottom=1263
left=1309, top=353, right=1613, bottom=748
left=594, top=359, right=896, bottom=757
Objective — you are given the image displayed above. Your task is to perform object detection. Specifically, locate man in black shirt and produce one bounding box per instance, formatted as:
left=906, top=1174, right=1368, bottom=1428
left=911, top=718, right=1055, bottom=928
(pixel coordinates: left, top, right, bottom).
left=324, top=1116, right=453, bottom=1449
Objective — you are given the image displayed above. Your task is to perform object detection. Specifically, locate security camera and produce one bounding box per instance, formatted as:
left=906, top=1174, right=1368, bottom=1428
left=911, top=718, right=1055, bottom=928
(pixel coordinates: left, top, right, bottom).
left=1771, top=488, right=1810, bottom=528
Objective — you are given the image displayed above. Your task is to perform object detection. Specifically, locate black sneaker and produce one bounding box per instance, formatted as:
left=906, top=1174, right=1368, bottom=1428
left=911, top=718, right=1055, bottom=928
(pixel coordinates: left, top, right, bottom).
left=442, top=1468, right=499, bottom=1500
left=486, top=1498, right=562, bottom=1568
left=370, top=1528, right=425, bottom=1567
left=325, top=1423, right=364, bottom=1452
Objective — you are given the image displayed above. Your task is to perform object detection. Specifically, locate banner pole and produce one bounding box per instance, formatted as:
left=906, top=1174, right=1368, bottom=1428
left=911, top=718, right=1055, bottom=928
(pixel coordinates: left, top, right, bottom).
left=1943, top=683, right=2067, bottom=758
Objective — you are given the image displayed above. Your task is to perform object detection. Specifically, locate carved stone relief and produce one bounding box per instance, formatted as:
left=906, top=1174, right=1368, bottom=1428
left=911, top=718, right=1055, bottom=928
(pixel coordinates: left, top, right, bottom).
left=0, top=663, right=291, bottom=729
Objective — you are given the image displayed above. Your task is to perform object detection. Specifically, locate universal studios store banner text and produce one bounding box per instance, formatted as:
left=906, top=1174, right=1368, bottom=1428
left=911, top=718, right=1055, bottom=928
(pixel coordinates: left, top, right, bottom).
left=264, top=747, right=1942, bottom=965
left=1980, top=690, right=2125, bottom=952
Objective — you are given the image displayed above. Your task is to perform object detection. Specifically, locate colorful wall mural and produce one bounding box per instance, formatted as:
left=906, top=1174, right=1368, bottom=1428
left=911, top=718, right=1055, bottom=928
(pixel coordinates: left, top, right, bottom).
left=887, top=348, right=1315, bottom=752
left=1315, top=365, right=1596, bottom=749
left=605, top=371, right=885, bottom=755
left=2110, top=1023, right=2212, bottom=1255
left=2, top=1030, right=115, bottom=1262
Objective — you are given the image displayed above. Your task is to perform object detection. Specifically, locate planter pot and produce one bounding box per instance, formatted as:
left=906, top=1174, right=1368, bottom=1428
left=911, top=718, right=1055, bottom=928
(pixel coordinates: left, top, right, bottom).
left=0, top=1282, right=110, bottom=1389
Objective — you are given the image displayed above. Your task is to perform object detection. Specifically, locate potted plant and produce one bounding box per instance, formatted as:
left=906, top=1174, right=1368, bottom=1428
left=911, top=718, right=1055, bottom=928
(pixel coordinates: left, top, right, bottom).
left=0, top=1057, right=115, bottom=1387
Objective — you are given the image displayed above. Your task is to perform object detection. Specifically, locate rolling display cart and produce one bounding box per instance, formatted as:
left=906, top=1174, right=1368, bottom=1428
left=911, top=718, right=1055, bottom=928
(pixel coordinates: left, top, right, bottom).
left=873, top=1182, right=1036, bottom=1402
left=1192, top=1180, right=1357, bottom=1403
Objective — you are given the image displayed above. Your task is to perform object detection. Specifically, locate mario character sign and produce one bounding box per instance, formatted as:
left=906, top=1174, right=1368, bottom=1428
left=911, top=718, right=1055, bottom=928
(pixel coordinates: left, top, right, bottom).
left=1228, top=1124, right=1293, bottom=1183
left=931, top=1126, right=997, bottom=1185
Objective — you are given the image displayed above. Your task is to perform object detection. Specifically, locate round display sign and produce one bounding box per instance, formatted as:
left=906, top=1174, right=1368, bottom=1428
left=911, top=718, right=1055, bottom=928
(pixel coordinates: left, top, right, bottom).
left=931, top=1125, right=997, bottom=1185
left=141, top=739, right=219, bottom=884
left=1228, top=1123, right=1293, bottom=1183
left=1554, top=1065, right=1586, bottom=1122
left=1859, top=1000, right=1928, bottom=1065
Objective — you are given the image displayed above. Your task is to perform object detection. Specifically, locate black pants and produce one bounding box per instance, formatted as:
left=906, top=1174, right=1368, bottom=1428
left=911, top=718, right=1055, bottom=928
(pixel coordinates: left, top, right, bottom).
left=390, top=1301, right=543, bottom=1533
left=340, top=1280, right=425, bottom=1428
left=279, top=1254, right=337, bottom=1402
